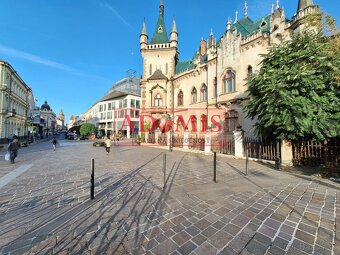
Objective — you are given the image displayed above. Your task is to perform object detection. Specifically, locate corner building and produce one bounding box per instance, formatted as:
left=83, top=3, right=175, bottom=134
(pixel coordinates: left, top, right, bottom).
left=140, top=0, right=319, bottom=139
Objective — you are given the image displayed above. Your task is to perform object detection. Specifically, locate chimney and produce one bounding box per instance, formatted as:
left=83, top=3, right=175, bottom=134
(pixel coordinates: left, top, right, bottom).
left=200, top=39, right=207, bottom=55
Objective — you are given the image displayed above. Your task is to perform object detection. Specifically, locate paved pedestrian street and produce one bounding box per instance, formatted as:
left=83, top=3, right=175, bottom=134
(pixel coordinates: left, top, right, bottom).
left=0, top=140, right=339, bottom=255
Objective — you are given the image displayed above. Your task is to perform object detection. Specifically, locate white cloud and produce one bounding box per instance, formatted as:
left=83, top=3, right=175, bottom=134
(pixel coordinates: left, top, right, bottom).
left=99, top=1, right=134, bottom=31
left=0, top=44, right=74, bottom=71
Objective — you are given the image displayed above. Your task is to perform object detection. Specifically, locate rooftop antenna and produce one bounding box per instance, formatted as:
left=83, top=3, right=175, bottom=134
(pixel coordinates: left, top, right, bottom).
left=234, top=10, right=238, bottom=23
left=244, top=1, right=248, bottom=17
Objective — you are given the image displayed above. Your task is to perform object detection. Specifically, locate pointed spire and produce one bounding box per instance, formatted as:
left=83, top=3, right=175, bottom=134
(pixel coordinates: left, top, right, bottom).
left=281, top=6, right=285, bottom=18
left=234, top=11, right=238, bottom=23
left=160, top=0, right=164, bottom=16
left=171, top=17, right=177, bottom=33
left=151, top=0, right=169, bottom=43
left=141, top=18, right=147, bottom=35
left=208, top=29, right=214, bottom=48
left=244, top=1, right=248, bottom=17
left=227, top=17, right=232, bottom=31
left=271, top=3, right=274, bottom=14
left=297, top=0, right=314, bottom=12
left=276, top=0, right=279, bottom=9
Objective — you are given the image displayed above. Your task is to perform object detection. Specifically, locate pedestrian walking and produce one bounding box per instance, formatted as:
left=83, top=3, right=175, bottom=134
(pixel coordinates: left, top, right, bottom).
left=8, top=138, right=20, bottom=164
left=51, top=137, right=58, bottom=151
left=105, top=136, right=111, bottom=155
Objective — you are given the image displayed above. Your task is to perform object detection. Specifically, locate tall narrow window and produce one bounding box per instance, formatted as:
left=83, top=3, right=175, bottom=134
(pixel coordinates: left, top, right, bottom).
left=225, top=111, right=239, bottom=132
left=214, top=77, right=217, bottom=98
left=149, top=64, right=152, bottom=75
left=178, top=90, right=183, bottom=106
left=247, top=65, right=253, bottom=78
left=201, top=84, right=207, bottom=101
left=154, top=94, right=162, bottom=107
left=191, top=87, right=197, bottom=103
left=165, top=63, right=168, bottom=75
left=223, top=70, right=236, bottom=93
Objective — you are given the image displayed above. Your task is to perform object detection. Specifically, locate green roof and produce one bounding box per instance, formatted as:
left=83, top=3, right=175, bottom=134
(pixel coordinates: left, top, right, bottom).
left=176, top=61, right=195, bottom=74
left=232, top=17, right=254, bottom=37
left=151, top=15, right=169, bottom=44
left=231, top=15, right=271, bottom=37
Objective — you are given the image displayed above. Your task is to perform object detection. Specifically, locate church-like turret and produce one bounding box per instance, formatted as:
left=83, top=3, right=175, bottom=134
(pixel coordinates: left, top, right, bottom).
left=170, top=18, right=178, bottom=48
left=291, top=0, right=319, bottom=33
left=140, top=19, right=148, bottom=50
left=139, top=0, right=178, bottom=110
left=297, top=0, right=314, bottom=13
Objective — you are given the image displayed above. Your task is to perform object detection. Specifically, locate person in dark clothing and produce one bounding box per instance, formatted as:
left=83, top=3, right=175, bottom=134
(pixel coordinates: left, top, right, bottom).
left=51, top=137, right=58, bottom=151
left=8, top=138, right=20, bottom=164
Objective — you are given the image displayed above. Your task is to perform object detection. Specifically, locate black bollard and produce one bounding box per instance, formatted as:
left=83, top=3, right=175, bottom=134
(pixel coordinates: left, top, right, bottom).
left=213, top=152, right=217, bottom=182
left=275, top=140, right=281, bottom=170
left=91, top=158, right=94, bottom=200
left=163, top=153, right=166, bottom=189
left=245, top=150, right=249, bottom=176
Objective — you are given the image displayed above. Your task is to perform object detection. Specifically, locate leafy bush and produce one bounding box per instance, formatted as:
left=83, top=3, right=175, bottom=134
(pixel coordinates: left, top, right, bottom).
left=80, top=123, right=97, bottom=136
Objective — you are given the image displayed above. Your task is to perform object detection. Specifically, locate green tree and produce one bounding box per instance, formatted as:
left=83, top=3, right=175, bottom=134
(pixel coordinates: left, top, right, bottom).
left=244, top=31, right=340, bottom=141
left=79, top=123, right=97, bottom=136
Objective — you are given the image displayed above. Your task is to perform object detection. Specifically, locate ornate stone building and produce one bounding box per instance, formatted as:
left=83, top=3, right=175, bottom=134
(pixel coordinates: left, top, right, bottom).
left=0, top=60, right=35, bottom=143
left=140, top=0, right=319, bottom=139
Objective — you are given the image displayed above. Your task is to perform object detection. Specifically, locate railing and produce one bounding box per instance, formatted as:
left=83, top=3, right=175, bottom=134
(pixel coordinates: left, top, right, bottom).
left=243, top=137, right=277, bottom=161
left=188, top=133, right=205, bottom=151
left=211, top=133, right=235, bottom=155
left=172, top=134, right=183, bottom=148
left=148, top=132, right=156, bottom=144
left=292, top=138, right=340, bottom=167
left=158, top=133, right=167, bottom=146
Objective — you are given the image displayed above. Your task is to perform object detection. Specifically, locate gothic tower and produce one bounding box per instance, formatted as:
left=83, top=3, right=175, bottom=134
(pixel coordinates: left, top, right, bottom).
left=140, top=0, right=178, bottom=110
left=291, top=0, right=320, bottom=32
left=58, top=109, right=65, bottom=129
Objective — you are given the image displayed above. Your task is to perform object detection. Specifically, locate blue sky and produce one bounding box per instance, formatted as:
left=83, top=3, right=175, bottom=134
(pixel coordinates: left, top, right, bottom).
left=0, top=0, right=338, bottom=122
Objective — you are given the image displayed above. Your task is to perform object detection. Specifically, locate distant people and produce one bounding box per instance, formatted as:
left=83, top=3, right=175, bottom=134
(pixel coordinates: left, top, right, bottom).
left=105, top=136, right=111, bottom=155
left=51, top=137, right=58, bottom=151
left=8, top=138, right=20, bottom=164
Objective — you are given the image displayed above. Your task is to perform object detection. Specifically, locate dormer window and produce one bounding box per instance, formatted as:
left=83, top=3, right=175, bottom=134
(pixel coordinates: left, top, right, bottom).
left=261, top=21, right=267, bottom=27
left=158, top=25, right=163, bottom=33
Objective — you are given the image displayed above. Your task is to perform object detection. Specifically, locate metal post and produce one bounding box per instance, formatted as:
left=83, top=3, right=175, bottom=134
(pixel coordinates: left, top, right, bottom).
left=245, top=149, right=248, bottom=176
left=213, top=152, right=217, bottom=182
left=163, top=153, right=166, bottom=189
left=275, top=140, right=281, bottom=170
left=91, top=158, right=95, bottom=200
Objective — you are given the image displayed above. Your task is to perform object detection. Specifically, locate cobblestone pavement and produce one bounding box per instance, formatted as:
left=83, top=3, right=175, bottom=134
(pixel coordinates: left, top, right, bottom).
left=0, top=140, right=338, bottom=255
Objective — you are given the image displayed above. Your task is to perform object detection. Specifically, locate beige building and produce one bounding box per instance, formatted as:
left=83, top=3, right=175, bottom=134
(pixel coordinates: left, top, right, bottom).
left=140, top=0, right=319, bottom=140
left=0, top=60, right=35, bottom=143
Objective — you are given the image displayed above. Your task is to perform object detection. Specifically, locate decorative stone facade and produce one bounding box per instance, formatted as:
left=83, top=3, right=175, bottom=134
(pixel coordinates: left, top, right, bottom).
left=0, top=60, right=34, bottom=142
left=140, top=0, right=319, bottom=139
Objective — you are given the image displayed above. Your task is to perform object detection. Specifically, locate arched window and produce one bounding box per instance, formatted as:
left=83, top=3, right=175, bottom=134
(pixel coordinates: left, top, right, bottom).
left=222, top=70, right=236, bottom=93
left=191, top=87, right=197, bottom=103
left=154, top=94, right=162, bottom=107
left=225, top=110, right=239, bottom=132
left=178, top=90, right=183, bottom=106
left=247, top=65, right=253, bottom=78
left=201, top=84, right=207, bottom=101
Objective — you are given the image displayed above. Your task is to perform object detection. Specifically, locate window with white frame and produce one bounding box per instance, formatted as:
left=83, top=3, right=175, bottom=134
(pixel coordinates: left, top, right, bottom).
left=154, top=94, right=162, bottom=107
left=201, top=84, right=207, bottom=101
